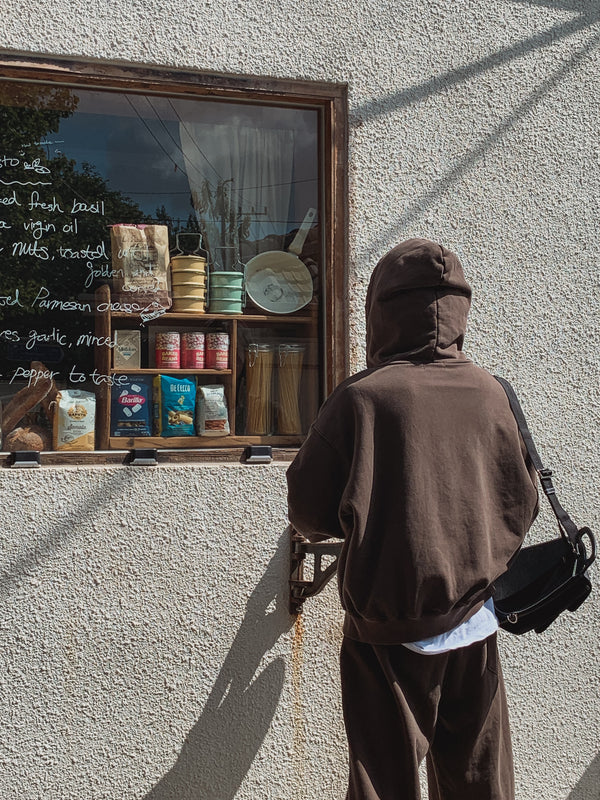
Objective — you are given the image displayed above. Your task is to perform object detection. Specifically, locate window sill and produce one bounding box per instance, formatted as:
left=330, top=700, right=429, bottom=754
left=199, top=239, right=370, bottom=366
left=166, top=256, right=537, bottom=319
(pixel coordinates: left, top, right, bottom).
left=0, top=446, right=299, bottom=467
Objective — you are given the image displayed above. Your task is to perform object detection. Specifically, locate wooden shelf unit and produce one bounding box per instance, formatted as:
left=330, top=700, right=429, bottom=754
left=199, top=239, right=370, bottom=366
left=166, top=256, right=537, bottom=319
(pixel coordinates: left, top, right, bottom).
left=94, top=285, right=319, bottom=450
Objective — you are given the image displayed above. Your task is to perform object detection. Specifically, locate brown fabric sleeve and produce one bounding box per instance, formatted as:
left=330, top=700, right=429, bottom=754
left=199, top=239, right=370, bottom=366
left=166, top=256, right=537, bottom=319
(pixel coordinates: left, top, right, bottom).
left=286, top=425, right=348, bottom=542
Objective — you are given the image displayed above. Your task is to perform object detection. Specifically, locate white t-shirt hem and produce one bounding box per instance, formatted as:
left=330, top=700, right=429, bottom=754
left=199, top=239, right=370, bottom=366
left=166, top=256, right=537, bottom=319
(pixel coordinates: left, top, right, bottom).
left=402, top=598, right=498, bottom=655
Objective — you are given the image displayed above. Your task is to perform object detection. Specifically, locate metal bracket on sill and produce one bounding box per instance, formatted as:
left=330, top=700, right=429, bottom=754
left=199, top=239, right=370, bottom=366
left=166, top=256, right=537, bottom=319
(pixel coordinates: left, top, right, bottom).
left=9, top=450, right=41, bottom=469
left=244, top=445, right=272, bottom=464
left=289, top=527, right=342, bottom=614
left=129, top=448, right=158, bottom=466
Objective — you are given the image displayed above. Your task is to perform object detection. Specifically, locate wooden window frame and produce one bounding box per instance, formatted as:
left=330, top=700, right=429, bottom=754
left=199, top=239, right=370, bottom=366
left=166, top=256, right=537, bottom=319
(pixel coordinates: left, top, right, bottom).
left=0, top=55, right=348, bottom=465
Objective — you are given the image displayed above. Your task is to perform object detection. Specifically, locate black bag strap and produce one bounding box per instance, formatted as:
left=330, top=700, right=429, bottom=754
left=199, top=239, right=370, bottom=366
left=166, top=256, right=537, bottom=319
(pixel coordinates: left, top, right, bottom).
left=494, top=375, right=581, bottom=545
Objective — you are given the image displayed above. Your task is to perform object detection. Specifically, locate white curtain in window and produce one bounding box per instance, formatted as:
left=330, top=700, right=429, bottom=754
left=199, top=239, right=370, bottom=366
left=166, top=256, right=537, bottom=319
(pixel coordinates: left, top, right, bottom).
left=179, top=122, right=295, bottom=268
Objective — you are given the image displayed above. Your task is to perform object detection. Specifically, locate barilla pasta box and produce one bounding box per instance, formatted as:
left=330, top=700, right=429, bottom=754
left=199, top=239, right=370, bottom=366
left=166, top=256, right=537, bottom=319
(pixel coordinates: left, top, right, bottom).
left=153, top=375, right=196, bottom=436
left=111, top=377, right=152, bottom=437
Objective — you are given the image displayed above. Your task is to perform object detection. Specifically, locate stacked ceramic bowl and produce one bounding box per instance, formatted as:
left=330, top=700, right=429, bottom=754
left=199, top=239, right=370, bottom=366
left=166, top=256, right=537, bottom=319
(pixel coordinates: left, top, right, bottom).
left=209, top=271, right=244, bottom=314
left=170, top=254, right=208, bottom=313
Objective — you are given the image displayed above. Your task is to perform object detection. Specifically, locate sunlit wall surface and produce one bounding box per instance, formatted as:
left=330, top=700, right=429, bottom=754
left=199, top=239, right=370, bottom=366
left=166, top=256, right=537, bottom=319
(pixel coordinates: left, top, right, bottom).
left=0, top=1, right=599, bottom=799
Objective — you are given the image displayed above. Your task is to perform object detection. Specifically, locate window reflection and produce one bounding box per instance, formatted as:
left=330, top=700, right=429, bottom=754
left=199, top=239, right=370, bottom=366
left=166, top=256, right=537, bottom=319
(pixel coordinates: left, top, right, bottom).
left=0, top=80, right=322, bottom=452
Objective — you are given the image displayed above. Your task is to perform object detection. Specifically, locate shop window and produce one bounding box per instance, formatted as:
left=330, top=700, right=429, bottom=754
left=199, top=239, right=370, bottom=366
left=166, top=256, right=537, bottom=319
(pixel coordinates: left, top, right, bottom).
left=0, top=58, right=347, bottom=462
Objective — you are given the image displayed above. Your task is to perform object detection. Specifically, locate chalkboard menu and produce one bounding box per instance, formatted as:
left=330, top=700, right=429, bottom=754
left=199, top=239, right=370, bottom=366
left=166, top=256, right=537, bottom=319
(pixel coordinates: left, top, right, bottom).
left=0, top=78, right=320, bottom=452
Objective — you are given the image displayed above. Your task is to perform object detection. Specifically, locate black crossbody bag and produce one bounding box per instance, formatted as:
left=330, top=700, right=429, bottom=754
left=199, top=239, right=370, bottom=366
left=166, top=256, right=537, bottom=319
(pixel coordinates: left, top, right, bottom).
left=492, top=377, right=596, bottom=635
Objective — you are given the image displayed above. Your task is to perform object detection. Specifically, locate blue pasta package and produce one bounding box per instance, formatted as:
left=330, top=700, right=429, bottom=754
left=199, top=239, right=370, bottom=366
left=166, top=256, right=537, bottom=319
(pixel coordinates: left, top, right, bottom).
left=153, top=375, right=196, bottom=436
left=111, top=377, right=153, bottom=437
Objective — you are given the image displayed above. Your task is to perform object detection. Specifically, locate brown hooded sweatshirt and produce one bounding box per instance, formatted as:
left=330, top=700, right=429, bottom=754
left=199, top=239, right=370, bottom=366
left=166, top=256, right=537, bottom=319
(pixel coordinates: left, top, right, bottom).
left=286, top=238, right=538, bottom=644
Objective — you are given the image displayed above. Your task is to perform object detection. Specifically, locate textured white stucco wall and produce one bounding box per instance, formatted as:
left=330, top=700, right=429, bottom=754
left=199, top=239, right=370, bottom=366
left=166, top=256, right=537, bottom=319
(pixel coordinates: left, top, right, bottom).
left=0, top=1, right=599, bottom=798
left=0, top=465, right=348, bottom=800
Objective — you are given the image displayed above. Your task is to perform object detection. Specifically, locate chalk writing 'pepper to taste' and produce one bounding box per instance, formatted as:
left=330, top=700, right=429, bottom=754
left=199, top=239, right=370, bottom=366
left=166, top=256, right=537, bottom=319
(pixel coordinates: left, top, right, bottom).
left=6, top=366, right=128, bottom=388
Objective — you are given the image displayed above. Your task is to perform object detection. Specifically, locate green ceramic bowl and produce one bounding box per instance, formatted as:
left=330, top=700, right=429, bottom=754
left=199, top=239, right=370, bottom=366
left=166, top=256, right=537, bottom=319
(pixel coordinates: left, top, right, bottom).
left=209, top=271, right=244, bottom=289
left=209, top=298, right=243, bottom=314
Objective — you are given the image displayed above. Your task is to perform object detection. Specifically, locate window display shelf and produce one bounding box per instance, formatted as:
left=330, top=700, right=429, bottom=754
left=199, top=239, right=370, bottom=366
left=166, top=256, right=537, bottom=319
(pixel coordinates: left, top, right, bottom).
left=94, top=285, right=318, bottom=450
left=111, top=368, right=232, bottom=376
left=109, top=311, right=317, bottom=324
left=108, top=434, right=305, bottom=450
left=0, top=56, right=347, bottom=463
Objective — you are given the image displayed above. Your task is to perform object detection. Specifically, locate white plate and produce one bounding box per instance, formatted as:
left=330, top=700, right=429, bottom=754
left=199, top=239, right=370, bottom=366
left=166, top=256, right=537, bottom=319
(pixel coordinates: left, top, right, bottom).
left=245, top=255, right=313, bottom=314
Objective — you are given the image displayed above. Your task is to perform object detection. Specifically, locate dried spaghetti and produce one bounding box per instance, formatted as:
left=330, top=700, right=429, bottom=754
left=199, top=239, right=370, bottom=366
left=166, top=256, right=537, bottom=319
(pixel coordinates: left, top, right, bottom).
left=245, top=343, right=274, bottom=435
left=277, top=344, right=305, bottom=434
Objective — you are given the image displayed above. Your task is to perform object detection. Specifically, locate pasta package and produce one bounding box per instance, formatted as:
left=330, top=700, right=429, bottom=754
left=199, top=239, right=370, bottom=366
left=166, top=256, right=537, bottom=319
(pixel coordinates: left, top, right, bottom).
left=153, top=375, right=196, bottom=436
left=53, top=389, right=96, bottom=451
left=196, top=384, right=230, bottom=437
left=111, top=378, right=152, bottom=437
left=110, top=224, right=171, bottom=311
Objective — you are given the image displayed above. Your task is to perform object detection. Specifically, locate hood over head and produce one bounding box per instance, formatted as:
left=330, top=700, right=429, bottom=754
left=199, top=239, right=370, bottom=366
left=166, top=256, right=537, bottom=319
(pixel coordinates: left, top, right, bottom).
left=365, top=238, right=472, bottom=367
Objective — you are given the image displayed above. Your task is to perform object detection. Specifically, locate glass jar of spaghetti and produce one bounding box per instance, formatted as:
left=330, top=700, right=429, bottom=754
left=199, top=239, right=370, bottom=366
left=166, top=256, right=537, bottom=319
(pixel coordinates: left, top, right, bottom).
left=245, top=343, right=275, bottom=435
left=277, top=343, right=305, bottom=434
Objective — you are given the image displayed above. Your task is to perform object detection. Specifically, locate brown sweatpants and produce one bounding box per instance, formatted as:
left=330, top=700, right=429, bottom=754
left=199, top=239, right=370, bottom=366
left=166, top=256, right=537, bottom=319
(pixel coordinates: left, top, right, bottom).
left=340, top=633, right=513, bottom=800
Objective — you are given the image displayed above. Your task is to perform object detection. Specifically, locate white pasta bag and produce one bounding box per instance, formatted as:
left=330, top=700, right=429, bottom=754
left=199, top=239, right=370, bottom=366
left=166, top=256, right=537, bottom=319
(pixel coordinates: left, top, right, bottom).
left=53, top=389, right=96, bottom=451
left=196, top=385, right=230, bottom=437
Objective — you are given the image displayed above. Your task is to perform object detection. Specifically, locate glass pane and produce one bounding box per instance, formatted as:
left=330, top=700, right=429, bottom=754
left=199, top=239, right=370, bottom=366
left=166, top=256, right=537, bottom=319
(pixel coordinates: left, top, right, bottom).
left=0, top=79, right=322, bottom=452
left=237, top=321, right=319, bottom=437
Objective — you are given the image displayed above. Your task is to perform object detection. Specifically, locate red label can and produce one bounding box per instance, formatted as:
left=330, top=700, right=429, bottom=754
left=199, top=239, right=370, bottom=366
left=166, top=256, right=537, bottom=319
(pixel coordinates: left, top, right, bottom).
left=155, top=331, right=180, bottom=368
left=181, top=332, right=205, bottom=369
left=205, top=332, right=229, bottom=370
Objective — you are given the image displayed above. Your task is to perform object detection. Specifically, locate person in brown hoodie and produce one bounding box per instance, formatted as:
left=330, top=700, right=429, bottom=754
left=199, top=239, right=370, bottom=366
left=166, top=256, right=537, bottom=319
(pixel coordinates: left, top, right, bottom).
left=286, top=238, right=539, bottom=800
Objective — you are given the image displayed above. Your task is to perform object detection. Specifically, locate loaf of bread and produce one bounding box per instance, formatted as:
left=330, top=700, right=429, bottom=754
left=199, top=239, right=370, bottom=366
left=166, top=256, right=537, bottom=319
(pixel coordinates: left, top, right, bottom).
left=5, top=425, right=52, bottom=452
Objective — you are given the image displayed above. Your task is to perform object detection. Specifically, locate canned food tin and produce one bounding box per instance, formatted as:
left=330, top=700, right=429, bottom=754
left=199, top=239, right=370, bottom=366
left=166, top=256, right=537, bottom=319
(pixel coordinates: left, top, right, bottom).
left=155, top=331, right=181, bottom=368
left=205, top=332, right=230, bottom=370
left=181, top=332, right=205, bottom=369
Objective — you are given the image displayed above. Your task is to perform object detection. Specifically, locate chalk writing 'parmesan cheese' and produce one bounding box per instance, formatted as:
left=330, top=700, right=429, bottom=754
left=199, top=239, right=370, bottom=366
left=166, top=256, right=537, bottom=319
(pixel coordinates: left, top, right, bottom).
left=32, top=287, right=92, bottom=313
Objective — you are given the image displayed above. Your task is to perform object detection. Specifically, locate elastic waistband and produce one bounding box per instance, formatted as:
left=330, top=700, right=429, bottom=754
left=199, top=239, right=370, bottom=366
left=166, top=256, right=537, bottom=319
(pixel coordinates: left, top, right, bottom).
left=342, top=599, right=486, bottom=645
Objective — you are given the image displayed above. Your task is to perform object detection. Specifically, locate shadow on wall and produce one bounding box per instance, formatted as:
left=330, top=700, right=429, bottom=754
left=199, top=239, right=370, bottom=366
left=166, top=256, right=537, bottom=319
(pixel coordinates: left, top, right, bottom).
left=350, top=0, right=600, bottom=259
left=144, top=531, right=295, bottom=800
left=0, top=470, right=138, bottom=600
left=566, top=751, right=600, bottom=800
left=352, top=0, right=600, bottom=123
